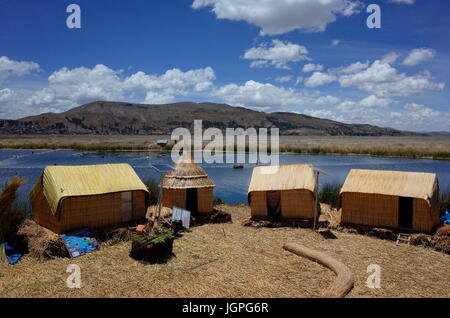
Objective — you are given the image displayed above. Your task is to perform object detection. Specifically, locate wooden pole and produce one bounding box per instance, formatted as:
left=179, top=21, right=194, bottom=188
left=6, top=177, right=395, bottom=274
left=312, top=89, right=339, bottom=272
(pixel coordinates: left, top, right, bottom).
left=156, top=173, right=164, bottom=228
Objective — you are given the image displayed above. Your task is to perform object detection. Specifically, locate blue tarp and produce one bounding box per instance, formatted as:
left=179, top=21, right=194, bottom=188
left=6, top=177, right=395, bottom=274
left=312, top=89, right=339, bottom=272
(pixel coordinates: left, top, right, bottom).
left=440, top=209, right=450, bottom=225
left=1, top=238, right=24, bottom=265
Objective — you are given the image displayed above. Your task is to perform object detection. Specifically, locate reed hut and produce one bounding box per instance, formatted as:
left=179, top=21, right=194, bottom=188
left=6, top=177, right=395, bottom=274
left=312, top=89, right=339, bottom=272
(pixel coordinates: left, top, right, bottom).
left=248, top=164, right=318, bottom=218
left=337, top=169, right=440, bottom=233
left=30, top=164, right=149, bottom=234
left=162, top=156, right=215, bottom=214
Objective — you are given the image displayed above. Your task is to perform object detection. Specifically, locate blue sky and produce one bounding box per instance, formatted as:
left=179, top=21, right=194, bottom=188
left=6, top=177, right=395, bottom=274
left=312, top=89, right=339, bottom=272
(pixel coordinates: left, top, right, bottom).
left=0, top=0, right=448, bottom=131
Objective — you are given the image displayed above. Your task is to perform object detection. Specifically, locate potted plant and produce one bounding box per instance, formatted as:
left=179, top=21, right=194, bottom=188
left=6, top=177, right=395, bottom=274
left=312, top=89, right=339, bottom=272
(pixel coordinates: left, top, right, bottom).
left=129, top=226, right=174, bottom=263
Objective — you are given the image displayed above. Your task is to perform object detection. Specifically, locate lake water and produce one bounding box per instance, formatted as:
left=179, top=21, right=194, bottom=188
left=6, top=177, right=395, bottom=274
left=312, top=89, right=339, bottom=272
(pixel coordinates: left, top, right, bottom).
left=0, top=150, right=449, bottom=206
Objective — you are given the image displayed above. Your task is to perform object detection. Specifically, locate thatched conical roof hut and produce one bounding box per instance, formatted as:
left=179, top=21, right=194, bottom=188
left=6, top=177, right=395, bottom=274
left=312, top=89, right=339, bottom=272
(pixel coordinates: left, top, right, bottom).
left=162, top=154, right=215, bottom=214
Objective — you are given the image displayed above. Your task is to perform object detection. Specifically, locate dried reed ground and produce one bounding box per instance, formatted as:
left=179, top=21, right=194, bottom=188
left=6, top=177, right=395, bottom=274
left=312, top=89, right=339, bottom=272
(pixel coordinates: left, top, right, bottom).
left=0, top=204, right=449, bottom=298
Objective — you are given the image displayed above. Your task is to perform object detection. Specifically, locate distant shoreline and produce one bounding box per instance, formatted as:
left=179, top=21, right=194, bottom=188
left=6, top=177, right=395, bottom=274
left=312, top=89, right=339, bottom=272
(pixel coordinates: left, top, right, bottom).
left=0, top=134, right=449, bottom=161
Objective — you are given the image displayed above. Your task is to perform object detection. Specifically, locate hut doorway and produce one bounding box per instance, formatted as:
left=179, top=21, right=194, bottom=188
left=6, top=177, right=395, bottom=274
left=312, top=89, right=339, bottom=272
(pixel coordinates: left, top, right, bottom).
left=398, top=196, right=413, bottom=229
left=186, top=188, right=198, bottom=214
left=266, top=190, right=281, bottom=217
left=121, top=191, right=133, bottom=222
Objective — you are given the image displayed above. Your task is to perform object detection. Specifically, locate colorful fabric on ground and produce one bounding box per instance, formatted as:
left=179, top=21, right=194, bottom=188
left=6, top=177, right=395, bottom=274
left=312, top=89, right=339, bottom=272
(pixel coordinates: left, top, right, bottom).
left=62, top=235, right=100, bottom=258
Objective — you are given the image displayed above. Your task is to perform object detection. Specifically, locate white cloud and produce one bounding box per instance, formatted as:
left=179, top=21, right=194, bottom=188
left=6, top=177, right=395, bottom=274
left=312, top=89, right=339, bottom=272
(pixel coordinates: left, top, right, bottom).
left=357, top=95, right=394, bottom=107
left=249, top=60, right=268, bottom=68
left=390, top=103, right=449, bottom=131
left=338, top=60, right=444, bottom=97
left=124, top=67, right=215, bottom=95
left=389, top=0, right=414, bottom=4
left=192, top=0, right=363, bottom=35
left=307, top=99, right=449, bottom=131
left=338, top=95, right=394, bottom=111
left=275, top=75, right=293, bottom=83
left=402, top=48, right=435, bottom=66
left=381, top=52, right=400, bottom=64
left=4, top=64, right=216, bottom=117
left=304, top=72, right=337, bottom=87
left=243, top=40, right=310, bottom=69
left=213, top=80, right=340, bottom=110
left=302, top=63, right=324, bottom=72
left=331, top=61, right=369, bottom=74
left=0, top=88, right=13, bottom=102
left=26, top=64, right=124, bottom=109
left=295, top=76, right=303, bottom=85
left=0, top=56, right=40, bottom=80
left=331, top=39, right=340, bottom=46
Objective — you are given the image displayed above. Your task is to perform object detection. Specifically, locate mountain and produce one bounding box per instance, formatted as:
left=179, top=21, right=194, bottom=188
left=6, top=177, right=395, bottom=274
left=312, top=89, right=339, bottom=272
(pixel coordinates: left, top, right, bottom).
left=425, top=131, right=450, bottom=137
left=0, top=101, right=424, bottom=136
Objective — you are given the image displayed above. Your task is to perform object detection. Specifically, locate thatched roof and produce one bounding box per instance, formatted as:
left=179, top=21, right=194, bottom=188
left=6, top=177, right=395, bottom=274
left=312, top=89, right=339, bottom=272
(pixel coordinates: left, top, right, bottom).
left=162, top=155, right=215, bottom=189
left=30, top=164, right=148, bottom=216
left=339, top=169, right=438, bottom=206
left=248, top=164, right=317, bottom=194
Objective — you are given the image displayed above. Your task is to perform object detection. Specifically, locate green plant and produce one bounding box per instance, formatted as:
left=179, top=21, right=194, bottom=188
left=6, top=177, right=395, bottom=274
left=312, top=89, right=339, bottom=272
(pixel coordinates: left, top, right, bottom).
left=213, top=197, right=224, bottom=205
left=131, top=228, right=174, bottom=245
left=318, top=183, right=342, bottom=208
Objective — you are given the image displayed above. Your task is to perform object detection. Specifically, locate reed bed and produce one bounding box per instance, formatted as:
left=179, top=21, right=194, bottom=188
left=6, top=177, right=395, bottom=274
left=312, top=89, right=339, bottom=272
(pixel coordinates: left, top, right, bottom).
left=0, top=135, right=449, bottom=159
left=318, top=183, right=342, bottom=208
left=0, top=177, right=25, bottom=242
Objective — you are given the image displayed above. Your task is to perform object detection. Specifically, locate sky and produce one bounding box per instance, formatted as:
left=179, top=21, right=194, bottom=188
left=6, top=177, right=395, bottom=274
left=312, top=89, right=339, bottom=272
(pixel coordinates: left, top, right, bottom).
left=0, top=0, right=449, bottom=131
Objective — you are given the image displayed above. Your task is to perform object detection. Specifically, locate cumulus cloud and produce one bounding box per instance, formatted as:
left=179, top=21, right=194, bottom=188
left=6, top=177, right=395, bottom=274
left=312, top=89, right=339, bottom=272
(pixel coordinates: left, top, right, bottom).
left=243, top=40, right=310, bottom=69
left=304, top=72, right=337, bottom=87
left=308, top=99, right=449, bottom=131
left=402, top=48, right=435, bottom=66
left=0, top=56, right=40, bottom=80
left=213, top=80, right=340, bottom=110
left=381, top=52, right=400, bottom=64
left=0, top=63, right=216, bottom=118
left=0, top=88, right=13, bottom=102
left=338, top=95, right=394, bottom=111
left=338, top=60, right=444, bottom=97
left=302, top=63, right=324, bottom=72
left=124, top=67, right=215, bottom=97
left=275, top=75, right=293, bottom=83
left=340, top=61, right=369, bottom=73
left=192, top=0, right=363, bottom=35
left=389, top=103, right=449, bottom=131
left=26, top=64, right=125, bottom=109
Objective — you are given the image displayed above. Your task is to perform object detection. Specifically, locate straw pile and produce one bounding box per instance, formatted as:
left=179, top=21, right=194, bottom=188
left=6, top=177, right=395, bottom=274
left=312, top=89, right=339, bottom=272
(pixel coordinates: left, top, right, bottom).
left=434, top=225, right=450, bottom=253
left=17, top=219, right=68, bottom=259
left=436, top=225, right=450, bottom=237
left=191, top=207, right=232, bottom=226
left=0, top=177, right=24, bottom=242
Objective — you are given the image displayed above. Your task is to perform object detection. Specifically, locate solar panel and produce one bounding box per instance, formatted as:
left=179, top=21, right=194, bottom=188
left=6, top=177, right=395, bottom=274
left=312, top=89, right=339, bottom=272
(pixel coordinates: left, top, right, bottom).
left=151, top=164, right=175, bottom=172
